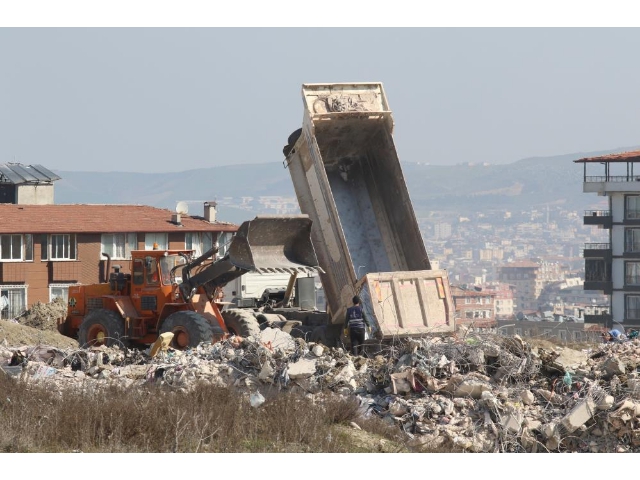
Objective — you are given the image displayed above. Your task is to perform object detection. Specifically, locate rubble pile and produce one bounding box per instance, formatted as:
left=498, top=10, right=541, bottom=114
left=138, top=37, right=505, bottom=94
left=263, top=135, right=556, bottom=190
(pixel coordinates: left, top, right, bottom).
left=2, top=328, right=640, bottom=452
left=15, top=298, right=67, bottom=331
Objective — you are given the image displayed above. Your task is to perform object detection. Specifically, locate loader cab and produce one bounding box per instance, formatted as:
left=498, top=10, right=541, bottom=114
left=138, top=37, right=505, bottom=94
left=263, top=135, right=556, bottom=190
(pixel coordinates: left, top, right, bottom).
left=129, top=250, right=191, bottom=317
left=131, top=251, right=189, bottom=287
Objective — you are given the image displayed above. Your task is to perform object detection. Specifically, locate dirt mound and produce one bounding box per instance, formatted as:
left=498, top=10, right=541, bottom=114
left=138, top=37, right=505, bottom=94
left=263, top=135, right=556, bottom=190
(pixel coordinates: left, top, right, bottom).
left=15, top=298, right=67, bottom=332
left=0, top=319, right=78, bottom=349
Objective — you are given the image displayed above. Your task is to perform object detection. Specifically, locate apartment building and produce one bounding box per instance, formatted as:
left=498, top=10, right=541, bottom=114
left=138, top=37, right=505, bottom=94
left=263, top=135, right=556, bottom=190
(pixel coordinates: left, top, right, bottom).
left=498, top=261, right=540, bottom=312
left=576, top=150, right=640, bottom=329
left=451, top=285, right=496, bottom=330
left=0, top=163, right=238, bottom=319
left=498, top=260, right=564, bottom=313
left=483, top=283, right=514, bottom=320
left=0, top=203, right=237, bottom=319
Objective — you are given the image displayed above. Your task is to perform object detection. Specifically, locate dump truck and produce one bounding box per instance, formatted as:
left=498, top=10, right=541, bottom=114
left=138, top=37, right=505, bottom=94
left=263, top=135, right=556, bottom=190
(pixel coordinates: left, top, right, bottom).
left=280, top=82, right=455, bottom=346
left=58, top=215, right=321, bottom=348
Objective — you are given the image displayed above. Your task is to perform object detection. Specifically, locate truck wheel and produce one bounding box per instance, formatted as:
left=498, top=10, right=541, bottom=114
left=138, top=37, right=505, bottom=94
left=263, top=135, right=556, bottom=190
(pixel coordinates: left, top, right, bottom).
left=310, top=325, right=328, bottom=346
left=222, top=309, right=261, bottom=338
left=78, top=309, right=126, bottom=348
left=160, top=311, right=219, bottom=349
left=287, top=128, right=302, bottom=146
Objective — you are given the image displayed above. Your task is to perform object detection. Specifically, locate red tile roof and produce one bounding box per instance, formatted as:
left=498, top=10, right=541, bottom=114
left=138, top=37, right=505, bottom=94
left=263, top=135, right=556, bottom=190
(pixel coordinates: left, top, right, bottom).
left=574, top=150, right=640, bottom=163
left=0, top=204, right=239, bottom=234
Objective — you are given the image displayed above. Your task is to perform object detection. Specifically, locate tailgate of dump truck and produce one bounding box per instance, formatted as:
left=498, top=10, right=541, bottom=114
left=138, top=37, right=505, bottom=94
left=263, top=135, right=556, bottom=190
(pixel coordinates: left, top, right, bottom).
left=357, top=270, right=455, bottom=336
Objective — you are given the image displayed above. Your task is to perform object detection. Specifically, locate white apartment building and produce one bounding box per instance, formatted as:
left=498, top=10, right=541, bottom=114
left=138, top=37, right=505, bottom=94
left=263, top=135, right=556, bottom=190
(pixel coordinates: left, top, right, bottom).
left=577, top=150, right=640, bottom=329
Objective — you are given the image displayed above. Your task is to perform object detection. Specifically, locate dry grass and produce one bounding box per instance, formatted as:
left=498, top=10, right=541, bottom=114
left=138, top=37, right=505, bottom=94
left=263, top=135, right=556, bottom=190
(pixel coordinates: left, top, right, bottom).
left=0, top=374, right=407, bottom=453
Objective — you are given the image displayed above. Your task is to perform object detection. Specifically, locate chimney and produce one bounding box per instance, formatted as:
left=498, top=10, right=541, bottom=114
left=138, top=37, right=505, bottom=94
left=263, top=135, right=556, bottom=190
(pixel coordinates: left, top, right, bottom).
left=204, top=201, right=217, bottom=223
left=171, top=212, right=182, bottom=225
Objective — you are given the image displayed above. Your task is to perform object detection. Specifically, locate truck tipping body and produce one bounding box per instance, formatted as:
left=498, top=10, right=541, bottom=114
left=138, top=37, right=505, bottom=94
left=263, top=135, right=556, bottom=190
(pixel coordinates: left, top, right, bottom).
left=284, top=83, right=454, bottom=338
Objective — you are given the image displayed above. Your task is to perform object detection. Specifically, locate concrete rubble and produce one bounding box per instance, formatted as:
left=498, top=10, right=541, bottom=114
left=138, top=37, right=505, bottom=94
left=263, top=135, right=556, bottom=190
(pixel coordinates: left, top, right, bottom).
left=3, top=329, right=640, bottom=452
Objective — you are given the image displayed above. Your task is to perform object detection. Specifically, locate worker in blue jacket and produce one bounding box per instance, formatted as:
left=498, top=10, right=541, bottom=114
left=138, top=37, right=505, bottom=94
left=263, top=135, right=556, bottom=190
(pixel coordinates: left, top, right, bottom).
left=343, top=295, right=371, bottom=356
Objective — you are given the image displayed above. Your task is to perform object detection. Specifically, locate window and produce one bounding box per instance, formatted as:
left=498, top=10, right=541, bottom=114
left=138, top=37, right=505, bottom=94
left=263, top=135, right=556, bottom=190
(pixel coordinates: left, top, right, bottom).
left=133, top=258, right=144, bottom=285
left=101, top=233, right=137, bottom=260
left=145, top=233, right=168, bottom=250
left=586, top=259, right=610, bottom=282
left=4, top=234, right=30, bottom=261
left=217, top=232, right=233, bottom=258
left=0, top=286, right=27, bottom=320
left=626, top=262, right=640, bottom=285
left=0, top=234, right=32, bottom=261
left=50, top=284, right=72, bottom=303
left=464, top=298, right=471, bottom=304
left=626, top=295, right=640, bottom=320
left=627, top=196, right=640, bottom=219
left=543, top=329, right=552, bottom=337
left=49, top=234, right=77, bottom=260
left=559, top=330, right=567, bottom=341
left=159, top=254, right=187, bottom=286
left=185, top=232, right=213, bottom=258
left=626, top=228, right=640, bottom=252
left=145, top=256, right=159, bottom=285
left=514, top=328, right=522, bottom=335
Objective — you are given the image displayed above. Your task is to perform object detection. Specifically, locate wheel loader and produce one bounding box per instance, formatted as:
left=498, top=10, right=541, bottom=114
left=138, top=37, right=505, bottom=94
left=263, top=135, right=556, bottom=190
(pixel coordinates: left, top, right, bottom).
left=58, top=215, right=321, bottom=349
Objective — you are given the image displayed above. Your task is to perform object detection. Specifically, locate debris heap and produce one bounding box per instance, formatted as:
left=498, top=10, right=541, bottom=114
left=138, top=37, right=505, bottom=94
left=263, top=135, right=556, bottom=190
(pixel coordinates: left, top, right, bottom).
left=2, top=329, right=640, bottom=453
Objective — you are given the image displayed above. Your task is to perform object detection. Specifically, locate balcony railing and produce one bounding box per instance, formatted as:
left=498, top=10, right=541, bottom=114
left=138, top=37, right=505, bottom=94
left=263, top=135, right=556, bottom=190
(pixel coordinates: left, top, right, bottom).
left=584, top=210, right=610, bottom=217
left=584, top=243, right=610, bottom=250
left=585, top=176, right=640, bottom=183
left=584, top=210, right=612, bottom=228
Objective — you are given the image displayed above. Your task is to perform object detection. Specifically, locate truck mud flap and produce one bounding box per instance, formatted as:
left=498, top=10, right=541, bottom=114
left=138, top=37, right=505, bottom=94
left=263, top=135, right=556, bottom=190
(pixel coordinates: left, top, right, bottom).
left=229, top=215, right=323, bottom=275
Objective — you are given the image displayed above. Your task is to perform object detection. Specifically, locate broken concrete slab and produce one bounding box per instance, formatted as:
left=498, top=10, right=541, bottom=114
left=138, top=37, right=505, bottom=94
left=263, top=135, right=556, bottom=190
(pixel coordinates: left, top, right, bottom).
left=561, top=397, right=597, bottom=433
left=287, top=358, right=317, bottom=380
left=259, top=327, right=296, bottom=352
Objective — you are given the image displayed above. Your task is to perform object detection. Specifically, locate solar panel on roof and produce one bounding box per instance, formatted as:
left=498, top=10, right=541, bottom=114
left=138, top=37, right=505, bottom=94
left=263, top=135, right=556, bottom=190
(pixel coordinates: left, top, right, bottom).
left=0, top=165, right=24, bottom=184
left=10, top=164, right=41, bottom=182
left=0, top=163, right=61, bottom=183
left=31, top=165, right=61, bottom=181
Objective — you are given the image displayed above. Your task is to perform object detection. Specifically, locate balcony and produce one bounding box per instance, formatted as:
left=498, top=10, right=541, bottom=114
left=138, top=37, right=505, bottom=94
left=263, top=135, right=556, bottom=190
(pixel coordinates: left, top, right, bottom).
left=583, top=175, right=640, bottom=194
left=583, top=243, right=611, bottom=259
left=584, top=280, right=612, bottom=294
left=584, top=313, right=612, bottom=326
left=583, top=210, right=612, bottom=228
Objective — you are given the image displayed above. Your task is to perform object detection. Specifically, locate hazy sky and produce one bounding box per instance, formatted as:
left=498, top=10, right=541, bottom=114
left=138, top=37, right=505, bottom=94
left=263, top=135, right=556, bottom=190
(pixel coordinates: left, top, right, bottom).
left=2, top=27, right=640, bottom=173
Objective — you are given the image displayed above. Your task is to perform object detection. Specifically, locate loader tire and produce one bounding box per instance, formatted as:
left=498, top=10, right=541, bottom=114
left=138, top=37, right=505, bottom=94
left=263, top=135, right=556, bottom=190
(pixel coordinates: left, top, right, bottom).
left=78, top=309, right=126, bottom=348
left=222, top=309, right=261, bottom=338
left=160, top=311, right=221, bottom=349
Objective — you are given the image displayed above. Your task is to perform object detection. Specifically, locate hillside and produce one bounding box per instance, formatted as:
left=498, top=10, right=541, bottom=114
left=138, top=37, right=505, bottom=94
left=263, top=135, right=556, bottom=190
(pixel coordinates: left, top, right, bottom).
left=52, top=146, right=640, bottom=221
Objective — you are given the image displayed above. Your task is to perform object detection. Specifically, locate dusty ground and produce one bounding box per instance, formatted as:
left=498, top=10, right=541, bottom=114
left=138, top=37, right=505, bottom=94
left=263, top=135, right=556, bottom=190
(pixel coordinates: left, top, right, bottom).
left=0, top=320, right=79, bottom=349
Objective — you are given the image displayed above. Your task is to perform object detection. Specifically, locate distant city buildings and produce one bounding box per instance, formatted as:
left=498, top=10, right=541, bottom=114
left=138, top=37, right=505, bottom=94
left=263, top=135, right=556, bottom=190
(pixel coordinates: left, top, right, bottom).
left=450, top=285, right=496, bottom=330
left=218, top=196, right=300, bottom=214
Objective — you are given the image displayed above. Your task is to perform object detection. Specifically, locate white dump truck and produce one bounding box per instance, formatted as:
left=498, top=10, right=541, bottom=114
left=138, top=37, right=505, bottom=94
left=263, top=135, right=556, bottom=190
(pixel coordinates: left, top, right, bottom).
left=279, top=82, right=455, bottom=345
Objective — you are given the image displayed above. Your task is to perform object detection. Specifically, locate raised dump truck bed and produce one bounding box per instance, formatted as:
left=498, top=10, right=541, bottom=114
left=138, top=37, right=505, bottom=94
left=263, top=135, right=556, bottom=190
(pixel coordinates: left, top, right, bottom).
left=284, top=83, right=454, bottom=339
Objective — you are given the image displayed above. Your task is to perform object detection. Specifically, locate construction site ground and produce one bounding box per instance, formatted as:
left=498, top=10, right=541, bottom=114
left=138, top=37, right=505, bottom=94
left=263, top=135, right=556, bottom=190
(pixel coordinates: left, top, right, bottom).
left=2, top=305, right=640, bottom=457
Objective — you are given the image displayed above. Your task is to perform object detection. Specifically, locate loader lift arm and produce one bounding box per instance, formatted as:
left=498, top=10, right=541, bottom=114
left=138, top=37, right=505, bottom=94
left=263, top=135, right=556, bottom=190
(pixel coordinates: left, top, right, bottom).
left=178, top=215, right=322, bottom=303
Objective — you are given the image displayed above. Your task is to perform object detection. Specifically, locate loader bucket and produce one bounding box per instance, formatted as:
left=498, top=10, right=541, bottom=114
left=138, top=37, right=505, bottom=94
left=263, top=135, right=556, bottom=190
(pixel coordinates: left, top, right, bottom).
left=228, top=215, right=322, bottom=274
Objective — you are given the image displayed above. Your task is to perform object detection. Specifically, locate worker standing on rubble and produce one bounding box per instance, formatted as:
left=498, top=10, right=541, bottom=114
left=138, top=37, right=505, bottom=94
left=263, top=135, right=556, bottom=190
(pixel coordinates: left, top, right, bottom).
left=344, top=295, right=371, bottom=356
